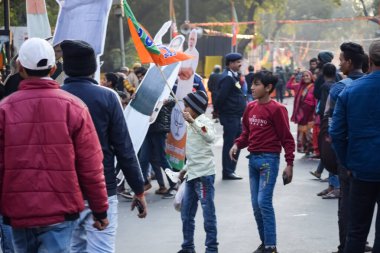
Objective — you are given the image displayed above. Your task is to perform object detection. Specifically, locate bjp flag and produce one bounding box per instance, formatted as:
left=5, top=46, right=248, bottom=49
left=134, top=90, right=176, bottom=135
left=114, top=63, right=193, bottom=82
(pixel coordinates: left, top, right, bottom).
left=123, top=0, right=191, bottom=66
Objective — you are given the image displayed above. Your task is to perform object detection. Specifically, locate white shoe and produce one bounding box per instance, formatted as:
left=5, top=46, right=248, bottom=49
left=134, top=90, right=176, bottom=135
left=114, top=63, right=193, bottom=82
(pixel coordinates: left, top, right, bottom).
left=164, top=168, right=180, bottom=183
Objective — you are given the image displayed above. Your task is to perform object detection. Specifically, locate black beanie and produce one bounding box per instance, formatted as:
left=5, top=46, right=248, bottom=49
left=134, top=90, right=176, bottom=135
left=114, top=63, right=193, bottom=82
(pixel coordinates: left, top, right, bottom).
left=183, top=90, right=208, bottom=115
left=60, top=40, right=97, bottom=77
left=318, top=51, right=334, bottom=64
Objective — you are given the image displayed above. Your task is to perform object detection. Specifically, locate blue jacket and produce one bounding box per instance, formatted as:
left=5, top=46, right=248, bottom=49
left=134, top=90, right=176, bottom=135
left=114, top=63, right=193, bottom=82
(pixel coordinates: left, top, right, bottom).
left=330, top=71, right=380, bottom=181
left=215, top=69, right=246, bottom=117
left=62, top=77, right=144, bottom=196
left=193, top=73, right=206, bottom=92
left=329, top=71, right=364, bottom=104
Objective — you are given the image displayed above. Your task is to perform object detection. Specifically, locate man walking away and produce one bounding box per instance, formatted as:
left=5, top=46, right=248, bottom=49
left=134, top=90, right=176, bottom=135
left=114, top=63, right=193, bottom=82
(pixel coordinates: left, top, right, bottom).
left=0, top=38, right=109, bottom=253
left=245, top=65, right=255, bottom=102
left=60, top=40, right=147, bottom=253
left=207, top=65, right=222, bottom=120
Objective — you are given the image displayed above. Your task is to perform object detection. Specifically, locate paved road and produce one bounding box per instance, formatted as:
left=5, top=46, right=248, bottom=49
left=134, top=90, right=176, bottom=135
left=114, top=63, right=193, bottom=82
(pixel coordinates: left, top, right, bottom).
left=116, top=98, right=375, bottom=253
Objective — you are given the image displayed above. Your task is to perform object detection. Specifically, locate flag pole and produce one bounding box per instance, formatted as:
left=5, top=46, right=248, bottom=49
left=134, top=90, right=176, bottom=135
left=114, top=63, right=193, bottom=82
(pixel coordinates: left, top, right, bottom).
left=156, top=64, right=182, bottom=108
left=157, top=64, right=198, bottom=132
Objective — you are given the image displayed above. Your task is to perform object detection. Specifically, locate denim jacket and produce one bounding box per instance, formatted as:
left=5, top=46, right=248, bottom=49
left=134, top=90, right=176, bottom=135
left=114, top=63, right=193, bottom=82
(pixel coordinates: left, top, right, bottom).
left=330, top=71, right=380, bottom=181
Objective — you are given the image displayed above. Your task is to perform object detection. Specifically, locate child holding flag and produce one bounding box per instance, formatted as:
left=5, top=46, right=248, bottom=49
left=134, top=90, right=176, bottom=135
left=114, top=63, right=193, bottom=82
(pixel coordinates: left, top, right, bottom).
left=178, top=90, right=218, bottom=253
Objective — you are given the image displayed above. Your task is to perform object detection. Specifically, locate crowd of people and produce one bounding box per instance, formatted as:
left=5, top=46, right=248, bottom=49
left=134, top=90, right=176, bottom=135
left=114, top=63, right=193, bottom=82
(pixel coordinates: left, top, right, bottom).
left=0, top=36, right=378, bottom=253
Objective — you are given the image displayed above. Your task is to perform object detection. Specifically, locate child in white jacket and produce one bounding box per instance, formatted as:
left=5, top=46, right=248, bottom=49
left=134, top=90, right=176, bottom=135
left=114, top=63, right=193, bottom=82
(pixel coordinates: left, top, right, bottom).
left=177, top=90, right=218, bottom=253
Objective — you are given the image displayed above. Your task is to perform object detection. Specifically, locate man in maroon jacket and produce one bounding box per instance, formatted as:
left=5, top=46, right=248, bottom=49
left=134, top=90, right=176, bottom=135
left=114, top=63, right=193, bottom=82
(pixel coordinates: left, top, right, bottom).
left=0, top=38, right=109, bottom=253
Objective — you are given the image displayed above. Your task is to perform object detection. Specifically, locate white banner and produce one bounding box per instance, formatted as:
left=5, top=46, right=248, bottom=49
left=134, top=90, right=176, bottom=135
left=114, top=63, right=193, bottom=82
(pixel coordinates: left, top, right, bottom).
left=53, top=0, right=112, bottom=56
left=26, top=0, right=51, bottom=39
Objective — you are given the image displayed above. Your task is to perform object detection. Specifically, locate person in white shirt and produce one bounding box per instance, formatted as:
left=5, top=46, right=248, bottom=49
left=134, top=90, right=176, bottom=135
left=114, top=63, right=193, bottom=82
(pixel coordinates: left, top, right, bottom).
left=177, top=90, right=218, bottom=253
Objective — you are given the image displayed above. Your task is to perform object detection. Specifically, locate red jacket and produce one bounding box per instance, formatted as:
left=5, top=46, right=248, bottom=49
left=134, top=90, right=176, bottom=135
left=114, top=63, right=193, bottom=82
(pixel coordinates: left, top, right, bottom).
left=0, top=79, right=108, bottom=228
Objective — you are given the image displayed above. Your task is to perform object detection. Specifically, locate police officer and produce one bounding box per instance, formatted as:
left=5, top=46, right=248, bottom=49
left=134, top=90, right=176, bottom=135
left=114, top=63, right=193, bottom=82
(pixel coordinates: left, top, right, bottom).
left=216, top=53, right=246, bottom=180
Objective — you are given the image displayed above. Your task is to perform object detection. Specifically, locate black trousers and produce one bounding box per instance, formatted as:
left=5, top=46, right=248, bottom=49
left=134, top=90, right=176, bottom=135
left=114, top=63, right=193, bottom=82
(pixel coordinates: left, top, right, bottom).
left=338, top=166, right=351, bottom=252
left=344, top=178, right=380, bottom=253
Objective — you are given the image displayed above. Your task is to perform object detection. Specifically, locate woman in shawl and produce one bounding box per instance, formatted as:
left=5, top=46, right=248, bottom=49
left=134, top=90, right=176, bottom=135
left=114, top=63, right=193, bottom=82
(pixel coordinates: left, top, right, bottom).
left=287, top=70, right=317, bottom=154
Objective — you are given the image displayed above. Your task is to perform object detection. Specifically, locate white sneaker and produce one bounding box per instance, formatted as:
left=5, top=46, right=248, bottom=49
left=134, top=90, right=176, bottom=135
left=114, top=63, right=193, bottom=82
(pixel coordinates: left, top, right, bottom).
left=164, top=168, right=180, bottom=183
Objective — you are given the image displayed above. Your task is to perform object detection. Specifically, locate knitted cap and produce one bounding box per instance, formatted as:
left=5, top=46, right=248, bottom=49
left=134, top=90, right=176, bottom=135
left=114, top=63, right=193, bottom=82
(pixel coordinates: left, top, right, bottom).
left=183, top=90, right=208, bottom=115
left=318, top=51, right=334, bottom=64
left=60, top=40, right=97, bottom=77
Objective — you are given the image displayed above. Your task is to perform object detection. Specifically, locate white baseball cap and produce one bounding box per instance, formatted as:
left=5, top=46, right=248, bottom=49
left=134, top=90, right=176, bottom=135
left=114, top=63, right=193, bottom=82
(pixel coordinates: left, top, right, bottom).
left=18, top=38, right=55, bottom=70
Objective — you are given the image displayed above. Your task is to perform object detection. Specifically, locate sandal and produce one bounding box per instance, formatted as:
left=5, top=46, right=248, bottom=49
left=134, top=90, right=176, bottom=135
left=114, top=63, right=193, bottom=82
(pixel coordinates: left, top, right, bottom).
left=310, top=171, right=321, bottom=179
left=317, top=188, right=331, bottom=196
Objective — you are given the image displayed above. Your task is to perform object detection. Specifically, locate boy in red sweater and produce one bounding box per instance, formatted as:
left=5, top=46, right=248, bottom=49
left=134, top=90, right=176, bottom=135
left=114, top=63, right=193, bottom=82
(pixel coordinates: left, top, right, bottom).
left=230, top=71, right=295, bottom=253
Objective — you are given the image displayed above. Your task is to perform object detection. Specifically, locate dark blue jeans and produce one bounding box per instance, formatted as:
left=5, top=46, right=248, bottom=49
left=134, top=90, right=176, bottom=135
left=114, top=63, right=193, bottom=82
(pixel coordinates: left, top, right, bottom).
left=139, top=132, right=175, bottom=188
left=181, top=175, right=218, bottom=253
left=0, top=215, right=14, bottom=253
left=249, top=153, right=280, bottom=247
left=219, top=115, right=242, bottom=176
left=344, top=179, right=380, bottom=253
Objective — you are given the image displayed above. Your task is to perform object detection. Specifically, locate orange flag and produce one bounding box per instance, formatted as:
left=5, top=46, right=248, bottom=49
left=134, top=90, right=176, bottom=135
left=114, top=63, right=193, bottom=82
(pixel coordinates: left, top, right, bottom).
left=125, top=0, right=191, bottom=66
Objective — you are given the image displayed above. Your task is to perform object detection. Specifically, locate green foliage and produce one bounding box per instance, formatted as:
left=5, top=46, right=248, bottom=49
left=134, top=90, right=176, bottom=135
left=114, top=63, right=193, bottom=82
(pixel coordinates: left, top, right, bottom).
left=372, top=0, right=380, bottom=15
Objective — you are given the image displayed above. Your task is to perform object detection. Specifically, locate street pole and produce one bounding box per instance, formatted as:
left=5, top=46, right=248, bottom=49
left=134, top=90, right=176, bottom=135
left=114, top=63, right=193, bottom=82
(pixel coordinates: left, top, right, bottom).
left=119, top=14, right=126, bottom=67
left=113, top=2, right=125, bottom=68
left=185, top=0, right=189, bottom=22
left=4, top=0, right=10, bottom=75
left=113, top=0, right=125, bottom=68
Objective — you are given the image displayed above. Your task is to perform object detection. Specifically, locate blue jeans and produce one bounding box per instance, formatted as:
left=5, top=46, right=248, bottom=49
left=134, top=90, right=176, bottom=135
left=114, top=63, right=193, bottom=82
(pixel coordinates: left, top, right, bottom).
left=12, top=221, right=75, bottom=253
left=329, top=173, right=340, bottom=189
left=181, top=175, right=218, bottom=253
left=71, top=195, right=117, bottom=253
left=139, top=132, right=175, bottom=188
left=0, top=215, right=14, bottom=253
left=249, top=153, right=280, bottom=246
left=219, top=115, right=242, bottom=176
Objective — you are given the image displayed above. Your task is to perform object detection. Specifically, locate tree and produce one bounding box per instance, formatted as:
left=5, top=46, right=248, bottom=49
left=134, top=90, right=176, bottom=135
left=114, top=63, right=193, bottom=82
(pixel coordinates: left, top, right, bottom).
left=358, top=0, right=380, bottom=25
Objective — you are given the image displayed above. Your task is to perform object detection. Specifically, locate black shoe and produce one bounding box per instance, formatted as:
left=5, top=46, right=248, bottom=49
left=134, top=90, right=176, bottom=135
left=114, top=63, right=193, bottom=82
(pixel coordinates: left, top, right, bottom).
left=162, top=188, right=176, bottom=199
left=263, top=247, right=278, bottom=253
left=253, top=243, right=265, bottom=253
left=177, top=250, right=196, bottom=253
left=365, top=245, right=373, bottom=252
left=222, top=173, right=243, bottom=180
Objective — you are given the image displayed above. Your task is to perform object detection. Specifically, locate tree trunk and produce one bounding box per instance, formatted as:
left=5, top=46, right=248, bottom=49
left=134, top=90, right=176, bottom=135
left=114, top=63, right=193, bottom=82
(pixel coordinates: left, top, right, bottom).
left=359, top=0, right=380, bottom=25
left=237, top=1, right=264, bottom=54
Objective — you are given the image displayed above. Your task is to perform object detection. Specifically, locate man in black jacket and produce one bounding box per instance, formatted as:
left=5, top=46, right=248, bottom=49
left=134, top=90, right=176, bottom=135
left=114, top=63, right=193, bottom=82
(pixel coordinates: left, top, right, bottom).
left=60, top=40, right=146, bottom=253
left=216, top=53, right=246, bottom=180
left=245, top=65, right=255, bottom=102
left=207, top=65, right=222, bottom=120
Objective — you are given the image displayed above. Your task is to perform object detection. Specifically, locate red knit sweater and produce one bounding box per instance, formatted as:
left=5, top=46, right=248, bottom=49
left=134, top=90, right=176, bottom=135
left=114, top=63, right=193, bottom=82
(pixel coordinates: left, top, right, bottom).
left=235, top=100, right=295, bottom=166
